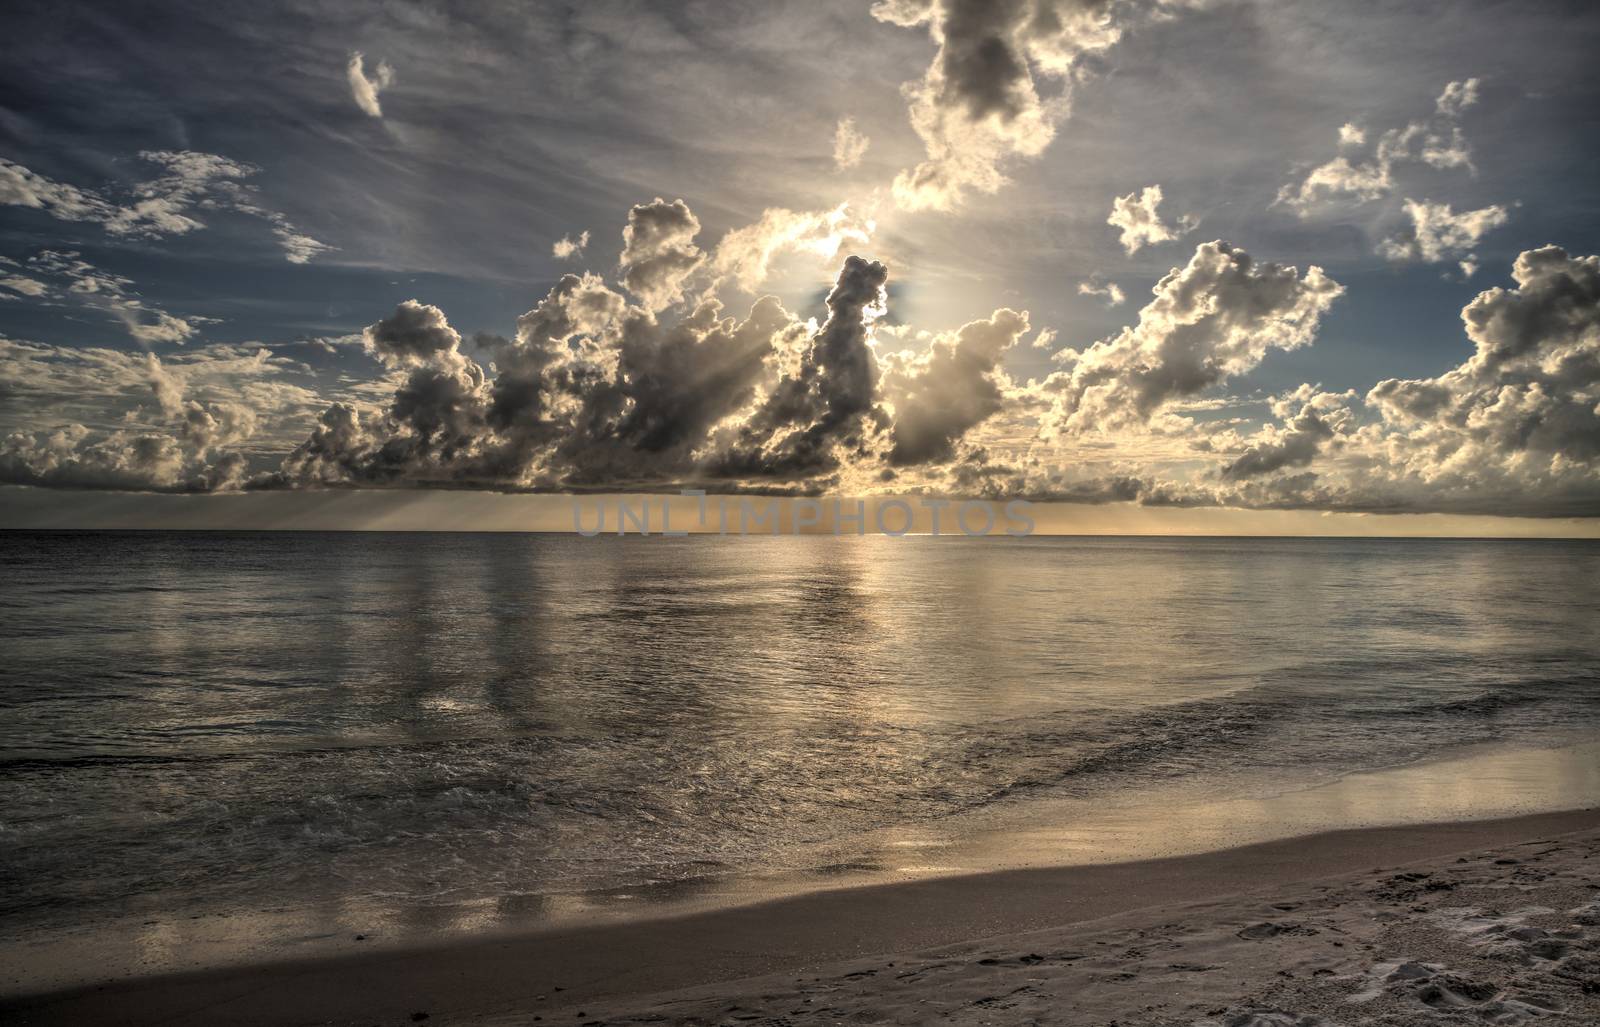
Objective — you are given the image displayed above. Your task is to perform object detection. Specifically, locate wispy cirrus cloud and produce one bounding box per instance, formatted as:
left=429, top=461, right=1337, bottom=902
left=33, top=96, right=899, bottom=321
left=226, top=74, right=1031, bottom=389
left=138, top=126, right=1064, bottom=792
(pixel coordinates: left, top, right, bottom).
left=832, top=117, right=870, bottom=170
left=17, top=250, right=208, bottom=345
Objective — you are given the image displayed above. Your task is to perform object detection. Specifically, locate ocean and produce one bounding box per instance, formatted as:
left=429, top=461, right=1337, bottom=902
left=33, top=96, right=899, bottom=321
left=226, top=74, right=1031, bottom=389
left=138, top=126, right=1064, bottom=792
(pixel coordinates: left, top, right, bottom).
left=2, top=531, right=1599, bottom=972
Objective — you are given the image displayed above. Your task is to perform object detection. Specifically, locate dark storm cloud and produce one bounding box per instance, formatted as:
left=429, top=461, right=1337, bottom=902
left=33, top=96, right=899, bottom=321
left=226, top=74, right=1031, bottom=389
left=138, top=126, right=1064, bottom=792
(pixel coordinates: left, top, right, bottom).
left=933, top=0, right=1035, bottom=123
left=263, top=242, right=900, bottom=492
left=551, top=295, right=802, bottom=485
left=710, top=255, right=889, bottom=480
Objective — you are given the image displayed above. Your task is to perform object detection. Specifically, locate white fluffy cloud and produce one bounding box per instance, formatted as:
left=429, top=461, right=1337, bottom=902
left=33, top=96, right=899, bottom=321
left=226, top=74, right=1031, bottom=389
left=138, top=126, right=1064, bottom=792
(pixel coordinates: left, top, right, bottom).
left=1356, top=245, right=1600, bottom=513
left=1107, top=184, right=1197, bottom=255
left=1165, top=246, right=1600, bottom=516
left=882, top=307, right=1029, bottom=466
left=1377, top=199, right=1510, bottom=272
left=872, top=0, right=1195, bottom=212
left=1077, top=278, right=1126, bottom=307
left=1279, top=79, right=1481, bottom=212
left=552, top=230, right=590, bottom=260
left=618, top=198, right=705, bottom=311
left=1, top=158, right=118, bottom=225
left=0, top=341, right=321, bottom=493
left=1038, top=240, right=1345, bottom=433
left=1, top=275, right=48, bottom=298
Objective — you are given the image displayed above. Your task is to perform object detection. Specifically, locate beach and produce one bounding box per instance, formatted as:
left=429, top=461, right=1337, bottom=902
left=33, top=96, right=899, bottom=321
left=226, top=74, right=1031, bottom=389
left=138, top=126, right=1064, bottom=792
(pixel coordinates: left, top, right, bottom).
left=5, top=806, right=1598, bottom=1025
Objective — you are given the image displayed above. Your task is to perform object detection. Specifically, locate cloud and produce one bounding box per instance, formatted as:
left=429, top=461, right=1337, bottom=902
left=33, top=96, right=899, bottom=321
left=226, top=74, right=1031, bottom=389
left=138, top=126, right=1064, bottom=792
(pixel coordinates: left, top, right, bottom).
left=1362, top=246, right=1600, bottom=505
left=547, top=294, right=800, bottom=487
left=1107, top=184, right=1196, bottom=255
left=0, top=335, right=321, bottom=459
left=273, top=229, right=332, bottom=265
left=146, top=353, right=185, bottom=416
left=1435, top=77, right=1480, bottom=118
left=1172, top=246, right=1600, bottom=517
left=347, top=52, right=395, bottom=119
left=883, top=307, right=1028, bottom=465
left=873, top=0, right=1194, bottom=212
left=1077, top=277, right=1126, bottom=307
left=0, top=152, right=249, bottom=240
left=271, top=266, right=806, bottom=491
left=552, top=230, right=590, bottom=260
left=262, top=254, right=925, bottom=493
left=0, top=152, right=328, bottom=263
left=0, top=275, right=48, bottom=298
left=0, top=346, right=298, bottom=493
left=618, top=198, right=705, bottom=311
left=1279, top=79, right=1481, bottom=212
left=1, top=339, right=240, bottom=426
left=1, top=426, right=190, bottom=491
left=1377, top=198, right=1510, bottom=270
left=22, top=250, right=204, bottom=345
left=1038, top=240, right=1345, bottom=433
left=711, top=255, right=890, bottom=480
left=709, top=203, right=874, bottom=292
left=9, top=210, right=1595, bottom=519
left=179, top=399, right=258, bottom=458
left=1219, top=386, right=1355, bottom=480
left=832, top=116, right=871, bottom=170
left=0, top=158, right=117, bottom=224
left=362, top=299, right=466, bottom=368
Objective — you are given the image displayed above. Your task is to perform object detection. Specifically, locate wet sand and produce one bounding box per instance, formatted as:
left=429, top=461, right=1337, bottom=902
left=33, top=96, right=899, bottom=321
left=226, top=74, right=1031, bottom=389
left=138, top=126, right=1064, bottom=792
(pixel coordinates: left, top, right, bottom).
left=4, top=806, right=1598, bottom=1026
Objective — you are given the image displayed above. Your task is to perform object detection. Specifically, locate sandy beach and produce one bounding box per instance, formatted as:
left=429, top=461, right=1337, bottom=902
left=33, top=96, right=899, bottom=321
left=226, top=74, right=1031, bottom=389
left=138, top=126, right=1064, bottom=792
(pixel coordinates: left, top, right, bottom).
left=5, top=806, right=1598, bottom=1026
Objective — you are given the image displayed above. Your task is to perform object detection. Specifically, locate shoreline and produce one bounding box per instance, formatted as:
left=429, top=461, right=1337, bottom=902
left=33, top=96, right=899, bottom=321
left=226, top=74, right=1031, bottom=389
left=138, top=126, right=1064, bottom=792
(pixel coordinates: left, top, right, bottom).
left=3, top=735, right=1597, bottom=997
left=5, top=805, right=1599, bottom=1026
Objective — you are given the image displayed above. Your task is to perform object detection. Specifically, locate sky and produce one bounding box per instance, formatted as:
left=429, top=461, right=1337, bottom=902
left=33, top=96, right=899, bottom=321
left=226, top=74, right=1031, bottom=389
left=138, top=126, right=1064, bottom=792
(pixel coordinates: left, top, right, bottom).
left=2, top=0, right=1599, bottom=533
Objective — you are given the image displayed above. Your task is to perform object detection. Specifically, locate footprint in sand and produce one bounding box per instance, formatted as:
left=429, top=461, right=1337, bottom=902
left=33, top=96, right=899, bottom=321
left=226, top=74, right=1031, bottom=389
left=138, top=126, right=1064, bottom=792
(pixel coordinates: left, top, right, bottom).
left=1236, top=921, right=1317, bottom=940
